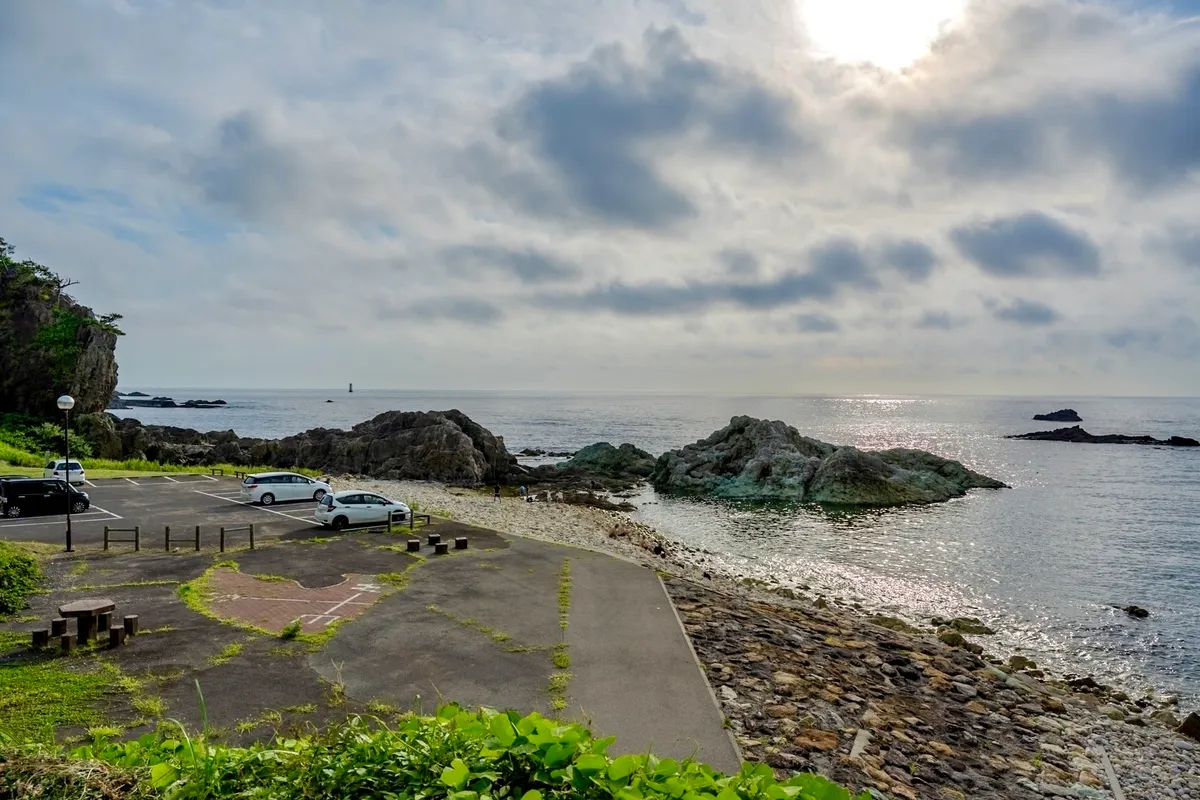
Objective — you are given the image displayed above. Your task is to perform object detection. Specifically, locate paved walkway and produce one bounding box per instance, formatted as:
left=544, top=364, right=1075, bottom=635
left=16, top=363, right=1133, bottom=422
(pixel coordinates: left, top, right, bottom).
left=316, top=535, right=739, bottom=770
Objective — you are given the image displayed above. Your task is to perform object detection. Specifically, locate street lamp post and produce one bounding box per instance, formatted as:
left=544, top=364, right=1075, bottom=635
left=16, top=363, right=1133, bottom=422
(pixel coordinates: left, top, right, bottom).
left=57, top=395, right=75, bottom=552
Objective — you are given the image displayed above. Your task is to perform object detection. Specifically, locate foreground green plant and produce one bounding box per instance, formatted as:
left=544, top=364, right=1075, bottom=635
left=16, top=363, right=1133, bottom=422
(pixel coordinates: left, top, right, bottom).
left=0, top=541, right=42, bottom=615
left=32, top=705, right=867, bottom=799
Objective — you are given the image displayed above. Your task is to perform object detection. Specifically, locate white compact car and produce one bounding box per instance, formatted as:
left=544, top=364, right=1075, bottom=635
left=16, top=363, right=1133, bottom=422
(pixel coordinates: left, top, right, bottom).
left=315, top=490, right=410, bottom=530
left=240, top=472, right=331, bottom=505
left=44, top=459, right=86, bottom=485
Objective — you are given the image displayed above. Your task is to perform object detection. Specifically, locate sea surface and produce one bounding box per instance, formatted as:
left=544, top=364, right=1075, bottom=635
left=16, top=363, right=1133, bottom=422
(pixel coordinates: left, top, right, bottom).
left=112, top=389, right=1200, bottom=706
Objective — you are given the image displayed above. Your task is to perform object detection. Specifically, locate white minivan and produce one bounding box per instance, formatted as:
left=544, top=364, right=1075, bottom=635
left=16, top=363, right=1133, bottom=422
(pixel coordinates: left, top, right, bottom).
left=240, top=472, right=331, bottom=505
left=44, top=459, right=86, bottom=484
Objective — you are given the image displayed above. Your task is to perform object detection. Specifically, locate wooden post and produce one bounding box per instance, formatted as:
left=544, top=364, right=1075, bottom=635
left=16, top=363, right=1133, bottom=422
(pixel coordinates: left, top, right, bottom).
left=103, top=525, right=110, bottom=550
left=434, top=542, right=449, bottom=555
left=165, top=525, right=171, bottom=551
left=195, top=524, right=201, bottom=551
left=407, top=539, right=420, bottom=552
left=220, top=526, right=226, bottom=553
left=32, top=629, right=50, bottom=648
left=123, top=615, right=139, bottom=636
left=109, top=627, right=126, bottom=648
left=455, top=537, right=468, bottom=550
left=134, top=525, right=140, bottom=552
left=97, top=612, right=112, bottom=633
left=249, top=523, right=255, bottom=550
left=61, top=634, right=77, bottom=653
left=51, top=617, right=67, bottom=637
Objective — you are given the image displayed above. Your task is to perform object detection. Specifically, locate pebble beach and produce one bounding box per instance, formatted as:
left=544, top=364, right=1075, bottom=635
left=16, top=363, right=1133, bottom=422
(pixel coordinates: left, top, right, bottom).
left=338, top=479, right=1200, bottom=799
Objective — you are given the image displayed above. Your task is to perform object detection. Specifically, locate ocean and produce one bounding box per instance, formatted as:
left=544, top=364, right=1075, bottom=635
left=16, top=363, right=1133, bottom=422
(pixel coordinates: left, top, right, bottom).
left=111, top=389, right=1200, bottom=706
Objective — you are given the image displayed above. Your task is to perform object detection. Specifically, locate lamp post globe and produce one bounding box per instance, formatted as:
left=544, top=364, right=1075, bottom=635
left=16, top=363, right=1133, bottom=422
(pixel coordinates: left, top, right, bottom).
left=57, top=394, right=76, bottom=552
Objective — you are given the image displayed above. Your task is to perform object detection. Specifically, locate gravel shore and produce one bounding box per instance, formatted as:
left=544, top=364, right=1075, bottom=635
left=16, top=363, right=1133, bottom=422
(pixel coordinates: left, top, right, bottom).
left=338, top=479, right=1200, bottom=798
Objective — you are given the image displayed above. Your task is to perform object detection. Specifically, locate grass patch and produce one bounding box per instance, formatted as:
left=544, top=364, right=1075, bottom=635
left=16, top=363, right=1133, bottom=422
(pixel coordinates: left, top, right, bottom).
left=67, top=561, right=89, bottom=578
left=207, top=642, right=243, bottom=666
left=129, top=695, right=166, bottom=718
left=143, top=625, right=178, bottom=635
left=552, top=642, right=571, bottom=670
left=74, top=579, right=179, bottom=590
left=366, top=700, right=399, bottom=715
left=283, top=703, right=317, bottom=715
left=546, top=558, right=574, bottom=716
left=234, top=709, right=283, bottom=734
left=426, top=604, right=524, bottom=650
left=251, top=573, right=291, bottom=583
left=0, top=541, right=43, bottom=615
left=279, top=620, right=302, bottom=640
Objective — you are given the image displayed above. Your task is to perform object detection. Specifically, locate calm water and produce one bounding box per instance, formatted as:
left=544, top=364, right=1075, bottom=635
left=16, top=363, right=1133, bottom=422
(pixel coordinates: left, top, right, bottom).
left=113, top=390, right=1200, bottom=706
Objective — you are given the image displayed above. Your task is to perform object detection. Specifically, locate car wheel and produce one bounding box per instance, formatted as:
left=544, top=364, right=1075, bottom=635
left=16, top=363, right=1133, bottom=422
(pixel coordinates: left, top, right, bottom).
left=260, top=493, right=275, bottom=506
left=331, top=515, right=348, bottom=531
left=71, top=501, right=88, bottom=514
left=3, top=505, right=20, bottom=518
left=313, top=489, right=326, bottom=501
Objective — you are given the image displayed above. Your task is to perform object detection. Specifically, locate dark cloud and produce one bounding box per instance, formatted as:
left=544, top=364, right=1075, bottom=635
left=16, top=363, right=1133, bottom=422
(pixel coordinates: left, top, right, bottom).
left=188, top=111, right=305, bottom=220
left=904, top=112, right=1048, bottom=180
left=1103, top=327, right=1157, bottom=350
left=539, top=236, right=913, bottom=316
left=441, top=244, right=582, bottom=284
left=1166, top=228, right=1200, bottom=267
left=491, top=27, right=803, bottom=229
left=397, top=297, right=504, bottom=326
left=914, top=311, right=957, bottom=330
left=993, top=298, right=1060, bottom=326
left=719, top=248, right=758, bottom=275
left=881, top=239, right=938, bottom=281
left=794, top=313, right=840, bottom=333
left=950, top=211, right=1100, bottom=278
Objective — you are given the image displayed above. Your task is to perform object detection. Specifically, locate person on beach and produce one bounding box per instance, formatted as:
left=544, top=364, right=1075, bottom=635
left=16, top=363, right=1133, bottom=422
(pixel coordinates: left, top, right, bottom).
left=519, top=485, right=527, bottom=499
left=493, top=484, right=501, bottom=501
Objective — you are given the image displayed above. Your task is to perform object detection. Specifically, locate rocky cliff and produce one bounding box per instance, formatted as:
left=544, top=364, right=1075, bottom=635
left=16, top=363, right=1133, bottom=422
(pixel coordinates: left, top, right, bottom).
left=0, top=237, right=120, bottom=418
left=651, top=416, right=1007, bottom=506
left=79, top=409, right=517, bottom=484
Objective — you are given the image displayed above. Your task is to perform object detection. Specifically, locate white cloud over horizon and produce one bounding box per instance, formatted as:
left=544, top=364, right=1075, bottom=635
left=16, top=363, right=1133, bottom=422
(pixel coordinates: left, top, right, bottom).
left=2, top=0, right=1199, bottom=396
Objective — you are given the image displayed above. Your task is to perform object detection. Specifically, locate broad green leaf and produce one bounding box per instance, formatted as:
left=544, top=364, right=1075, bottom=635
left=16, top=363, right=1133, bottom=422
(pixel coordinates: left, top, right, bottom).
left=441, top=759, right=470, bottom=789
left=149, top=762, right=179, bottom=789
left=490, top=715, right=517, bottom=747
left=575, top=753, right=607, bottom=773
left=521, top=791, right=543, bottom=800
left=609, top=754, right=640, bottom=781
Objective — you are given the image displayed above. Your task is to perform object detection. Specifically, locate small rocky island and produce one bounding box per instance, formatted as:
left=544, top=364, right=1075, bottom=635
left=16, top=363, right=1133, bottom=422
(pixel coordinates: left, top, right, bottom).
left=1034, top=408, right=1082, bottom=422
left=651, top=416, right=1006, bottom=506
left=1007, top=425, right=1199, bottom=447
left=109, top=392, right=227, bottom=409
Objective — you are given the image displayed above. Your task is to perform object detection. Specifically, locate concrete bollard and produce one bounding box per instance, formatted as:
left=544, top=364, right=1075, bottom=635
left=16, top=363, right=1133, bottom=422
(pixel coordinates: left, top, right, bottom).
left=434, top=542, right=449, bottom=555
left=97, top=612, right=112, bottom=633
left=406, top=539, right=420, bottom=552
left=51, top=617, right=67, bottom=637
left=32, top=629, right=50, bottom=648
left=455, top=537, right=468, bottom=550
left=123, top=615, right=139, bottom=636
left=109, top=627, right=126, bottom=648
left=428, top=533, right=442, bottom=546
left=61, top=634, right=77, bottom=653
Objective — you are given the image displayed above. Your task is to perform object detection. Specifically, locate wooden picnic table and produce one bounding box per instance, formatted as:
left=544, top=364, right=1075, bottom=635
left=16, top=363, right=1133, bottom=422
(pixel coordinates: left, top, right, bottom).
left=59, top=597, right=116, bottom=644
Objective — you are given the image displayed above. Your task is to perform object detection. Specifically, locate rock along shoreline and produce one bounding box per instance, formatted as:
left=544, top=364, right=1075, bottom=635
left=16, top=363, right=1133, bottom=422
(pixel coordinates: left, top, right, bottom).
left=341, top=478, right=1200, bottom=800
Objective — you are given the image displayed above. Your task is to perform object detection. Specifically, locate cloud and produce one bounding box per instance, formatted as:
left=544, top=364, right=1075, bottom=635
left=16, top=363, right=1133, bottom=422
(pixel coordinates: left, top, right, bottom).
left=719, top=248, right=758, bottom=275
left=880, top=239, right=938, bottom=281
left=386, top=297, right=504, bottom=326
left=794, top=313, right=840, bottom=333
left=486, top=27, right=804, bottom=229
left=993, top=298, right=1060, bottom=326
left=440, top=244, right=582, bottom=284
left=914, top=311, right=959, bottom=330
left=950, top=211, right=1100, bottom=278
left=1165, top=227, right=1200, bottom=268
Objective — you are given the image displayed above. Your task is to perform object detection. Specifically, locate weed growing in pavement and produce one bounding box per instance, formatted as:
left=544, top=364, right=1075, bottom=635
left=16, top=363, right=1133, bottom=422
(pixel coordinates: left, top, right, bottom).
left=279, top=620, right=302, bottom=640
left=283, top=704, right=317, bottom=715
left=207, top=642, right=243, bottom=666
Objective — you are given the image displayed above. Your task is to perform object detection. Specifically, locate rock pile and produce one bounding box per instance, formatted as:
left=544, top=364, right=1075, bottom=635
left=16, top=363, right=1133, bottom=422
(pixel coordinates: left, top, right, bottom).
left=1034, top=409, right=1083, bottom=422
left=651, top=416, right=1006, bottom=506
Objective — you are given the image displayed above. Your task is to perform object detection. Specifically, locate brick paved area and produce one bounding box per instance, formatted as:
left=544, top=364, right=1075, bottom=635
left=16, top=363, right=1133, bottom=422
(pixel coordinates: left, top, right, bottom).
left=207, top=569, right=392, bottom=633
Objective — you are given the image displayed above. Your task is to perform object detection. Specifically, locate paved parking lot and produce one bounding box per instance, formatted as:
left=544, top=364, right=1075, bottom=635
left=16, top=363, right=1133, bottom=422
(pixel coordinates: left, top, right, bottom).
left=0, top=475, right=338, bottom=547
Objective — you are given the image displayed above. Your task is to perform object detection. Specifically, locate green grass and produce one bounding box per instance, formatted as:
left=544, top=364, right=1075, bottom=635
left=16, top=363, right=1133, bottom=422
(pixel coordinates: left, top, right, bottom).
left=74, top=579, right=180, bottom=590
left=546, top=559, right=574, bottom=715
left=283, top=703, right=317, bottom=715
left=207, top=642, right=243, bottom=666
left=0, top=634, right=118, bottom=744
left=366, top=700, right=399, bottom=715
left=0, top=443, right=323, bottom=479
left=251, top=573, right=291, bottom=583
left=130, top=695, right=165, bottom=717
left=279, top=620, right=302, bottom=640
left=0, top=541, right=43, bottom=616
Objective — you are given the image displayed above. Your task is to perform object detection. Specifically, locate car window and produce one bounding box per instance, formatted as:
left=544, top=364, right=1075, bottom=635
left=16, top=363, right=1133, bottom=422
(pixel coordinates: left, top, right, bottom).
left=42, top=481, right=65, bottom=493
left=292, top=476, right=308, bottom=484
left=45, top=461, right=57, bottom=469
left=340, top=494, right=362, bottom=505
left=68, top=463, right=82, bottom=471
left=364, top=495, right=387, bottom=505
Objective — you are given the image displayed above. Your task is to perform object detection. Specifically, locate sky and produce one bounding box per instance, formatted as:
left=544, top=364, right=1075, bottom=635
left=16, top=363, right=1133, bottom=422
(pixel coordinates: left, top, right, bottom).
left=2, top=0, right=1199, bottom=396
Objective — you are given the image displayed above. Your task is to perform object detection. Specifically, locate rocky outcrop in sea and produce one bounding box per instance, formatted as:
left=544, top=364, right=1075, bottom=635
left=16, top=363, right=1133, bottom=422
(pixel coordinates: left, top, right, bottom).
left=650, top=416, right=1006, bottom=506
left=1034, top=409, right=1083, bottom=422
left=1008, top=426, right=1199, bottom=447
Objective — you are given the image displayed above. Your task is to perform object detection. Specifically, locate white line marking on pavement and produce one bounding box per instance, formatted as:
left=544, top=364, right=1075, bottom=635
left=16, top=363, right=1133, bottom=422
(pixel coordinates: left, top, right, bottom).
left=0, top=508, right=120, bottom=530
left=124, top=478, right=139, bottom=486
left=193, top=490, right=318, bottom=523
left=200, top=474, right=220, bottom=482
left=163, top=475, right=179, bottom=482
left=82, top=480, right=96, bottom=487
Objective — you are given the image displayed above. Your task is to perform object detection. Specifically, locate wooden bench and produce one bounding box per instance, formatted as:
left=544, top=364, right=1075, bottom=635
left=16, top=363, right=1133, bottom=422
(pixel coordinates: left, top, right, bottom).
left=209, top=467, right=225, bottom=476
left=409, top=514, right=433, bottom=529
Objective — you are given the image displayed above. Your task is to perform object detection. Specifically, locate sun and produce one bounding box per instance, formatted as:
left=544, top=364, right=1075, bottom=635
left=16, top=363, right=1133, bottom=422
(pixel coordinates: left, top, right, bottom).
left=798, top=0, right=965, bottom=70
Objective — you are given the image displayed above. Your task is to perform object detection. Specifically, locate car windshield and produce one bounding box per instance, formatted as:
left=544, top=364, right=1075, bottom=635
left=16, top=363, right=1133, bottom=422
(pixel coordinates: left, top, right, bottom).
left=319, top=495, right=334, bottom=507
left=67, top=463, right=82, bottom=471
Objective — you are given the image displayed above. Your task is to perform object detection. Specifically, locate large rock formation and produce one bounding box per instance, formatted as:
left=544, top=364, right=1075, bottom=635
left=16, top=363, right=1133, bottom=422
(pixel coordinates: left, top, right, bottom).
left=557, top=442, right=657, bottom=480
left=81, top=410, right=518, bottom=484
left=0, top=238, right=119, bottom=418
left=650, top=416, right=1006, bottom=506
left=1033, top=409, right=1082, bottom=422
left=1007, top=426, right=1199, bottom=447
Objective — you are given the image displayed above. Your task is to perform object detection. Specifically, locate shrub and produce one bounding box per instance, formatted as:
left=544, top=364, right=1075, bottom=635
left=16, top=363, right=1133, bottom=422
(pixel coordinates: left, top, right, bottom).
left=59, top=705, right=868, bottom=799
left=0, top=542, right=43, bottom=615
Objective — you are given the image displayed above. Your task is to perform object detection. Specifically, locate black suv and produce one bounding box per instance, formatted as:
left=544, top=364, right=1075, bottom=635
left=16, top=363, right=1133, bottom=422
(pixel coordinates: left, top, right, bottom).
left=0, top=478, right=90, bottom=518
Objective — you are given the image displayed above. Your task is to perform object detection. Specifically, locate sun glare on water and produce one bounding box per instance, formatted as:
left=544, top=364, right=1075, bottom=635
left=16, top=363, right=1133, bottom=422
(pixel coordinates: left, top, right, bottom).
left=798, top=0, right=965, bottom=70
